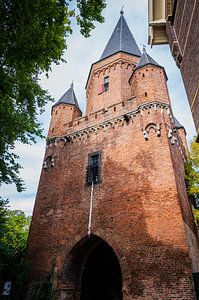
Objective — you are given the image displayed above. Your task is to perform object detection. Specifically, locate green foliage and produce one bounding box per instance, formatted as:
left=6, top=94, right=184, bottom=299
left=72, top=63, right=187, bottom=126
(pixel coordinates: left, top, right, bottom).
left=0, top=202, right=31, bottom=298
left=0, top=197, right=9, bottom=239
left=185, top=138, right=199, bottom=199
left=1, top=210, right=31, bottom=257
left=193, top=209, right=199, bottom=226
left=0, top=0, right=106, bottom=191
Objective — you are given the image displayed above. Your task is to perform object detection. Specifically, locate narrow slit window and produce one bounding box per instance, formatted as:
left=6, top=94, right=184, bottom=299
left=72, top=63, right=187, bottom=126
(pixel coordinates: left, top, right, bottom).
left=86, top=152, right=101, bottom=185
left=104, top=76, right=109, bottom=92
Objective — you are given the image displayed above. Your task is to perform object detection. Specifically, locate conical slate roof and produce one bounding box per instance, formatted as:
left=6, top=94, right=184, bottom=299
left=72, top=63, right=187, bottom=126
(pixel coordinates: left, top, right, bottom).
left=100, top=11, right=141, bottom=60
left=129, top=48, right=167, bottom=81
left=174, top=117, right=184, bottom=129
left=53, top=83, right=81, bottom=112
left=134, top=48, right=160, bottom=70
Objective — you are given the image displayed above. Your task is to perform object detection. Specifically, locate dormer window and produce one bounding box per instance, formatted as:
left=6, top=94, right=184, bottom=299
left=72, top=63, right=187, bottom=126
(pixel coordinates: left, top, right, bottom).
left=104, top=76, right=109, bottom=92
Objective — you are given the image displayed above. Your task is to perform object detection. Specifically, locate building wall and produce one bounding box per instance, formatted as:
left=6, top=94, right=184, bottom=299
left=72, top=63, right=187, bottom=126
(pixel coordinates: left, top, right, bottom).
left=86, top=53, right=139, bottom=115
left=165, top=0, right=199, bottom=140
left=26, top=107, right=196, bottom=299
left=26, top=57, right=198, bottom=299
left=48, top=104, right=81, bottom=138
left=130, top=66, right=170, bottom=106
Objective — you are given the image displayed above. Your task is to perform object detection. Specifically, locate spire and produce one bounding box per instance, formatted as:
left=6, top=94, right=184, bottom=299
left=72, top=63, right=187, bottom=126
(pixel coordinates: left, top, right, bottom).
left=135, top=48, right=160, bottom=70
left=100, top=12, right=141, bottom=60
left=52, top=82, right=81, bottom=112
left=173, top=117, right=184, bottom=129
left=130, top=48, right=168, bottom=80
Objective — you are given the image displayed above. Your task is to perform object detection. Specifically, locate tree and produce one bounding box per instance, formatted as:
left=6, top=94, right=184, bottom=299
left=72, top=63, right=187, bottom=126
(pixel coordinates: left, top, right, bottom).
left=185, top=138, right=199, bottom=224
left=185, top=138, right=199, bottom=198
left=0, top=0, right=106, bottom=192
left=1, top=210, right=31, bottom=256
left=0, top=205, right=31, bottom=299
left=0, top=197, right=9, bottom=240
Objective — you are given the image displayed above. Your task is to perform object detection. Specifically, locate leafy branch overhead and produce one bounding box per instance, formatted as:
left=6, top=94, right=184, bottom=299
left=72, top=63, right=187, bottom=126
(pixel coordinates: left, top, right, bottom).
left=0, top=0, right=106, bottom=191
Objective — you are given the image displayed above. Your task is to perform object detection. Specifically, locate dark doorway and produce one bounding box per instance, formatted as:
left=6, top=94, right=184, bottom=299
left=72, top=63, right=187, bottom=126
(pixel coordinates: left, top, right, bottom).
left=80, top=239, right=122, bottom=300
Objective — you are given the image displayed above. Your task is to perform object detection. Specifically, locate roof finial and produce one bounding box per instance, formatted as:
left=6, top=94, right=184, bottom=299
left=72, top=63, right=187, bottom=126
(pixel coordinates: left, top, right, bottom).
left=120, top=5, right=124, bottom=15
left=140, top=43, right=147, bottom=52
left=71, top=80, right=74, bottom=88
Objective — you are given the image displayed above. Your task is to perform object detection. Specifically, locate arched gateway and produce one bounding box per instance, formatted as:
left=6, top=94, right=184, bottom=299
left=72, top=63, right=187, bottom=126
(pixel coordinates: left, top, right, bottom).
left=61, top=235, right=122, bottom=300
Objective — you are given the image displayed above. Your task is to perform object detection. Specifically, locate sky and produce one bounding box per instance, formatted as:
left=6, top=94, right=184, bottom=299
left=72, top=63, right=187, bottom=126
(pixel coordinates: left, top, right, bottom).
left=1, top=0, right=196, bottom=215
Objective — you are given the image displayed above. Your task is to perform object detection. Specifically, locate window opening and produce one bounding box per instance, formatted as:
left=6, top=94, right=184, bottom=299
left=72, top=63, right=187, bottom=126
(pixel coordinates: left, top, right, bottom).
left=86, top=152, right=101, bottom=185
left=104, top=76, right=109, bottom=92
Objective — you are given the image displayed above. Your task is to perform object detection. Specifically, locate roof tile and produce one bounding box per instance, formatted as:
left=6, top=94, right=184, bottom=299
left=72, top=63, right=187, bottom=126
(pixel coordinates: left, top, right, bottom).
left=100, top=12, right=141, bottom=60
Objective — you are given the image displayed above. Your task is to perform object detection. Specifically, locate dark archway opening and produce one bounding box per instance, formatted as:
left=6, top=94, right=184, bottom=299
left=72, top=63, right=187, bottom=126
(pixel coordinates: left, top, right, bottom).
left=80, top=239, right=122, bottom=300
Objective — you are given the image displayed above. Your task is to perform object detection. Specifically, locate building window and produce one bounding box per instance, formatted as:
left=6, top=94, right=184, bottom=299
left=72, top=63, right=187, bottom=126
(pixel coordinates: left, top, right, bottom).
left=104, top=76, right=109, bottom=92
left=86, top=152, right=101, bottom=185
left=97, top=76, right=109, bottom=95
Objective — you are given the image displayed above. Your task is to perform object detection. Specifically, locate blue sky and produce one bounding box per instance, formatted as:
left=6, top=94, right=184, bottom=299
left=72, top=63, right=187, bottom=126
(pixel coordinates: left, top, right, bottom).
left=1, top=0, right=196, bottom=215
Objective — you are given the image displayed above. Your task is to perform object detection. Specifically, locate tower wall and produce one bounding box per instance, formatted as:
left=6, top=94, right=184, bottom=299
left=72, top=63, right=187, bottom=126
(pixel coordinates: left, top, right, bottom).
left=25, top=14, right=199, bottom=299
left=26, top=98, right=197, bottom=299
left=86, top=53, right=139, bottom=115
left=48, top=104, right=81, bottom=138
left=130, top=66, right=170, bottom=106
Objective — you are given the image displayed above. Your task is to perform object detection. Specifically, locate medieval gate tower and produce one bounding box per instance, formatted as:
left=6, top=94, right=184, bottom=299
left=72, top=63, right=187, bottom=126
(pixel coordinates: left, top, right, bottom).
left=26, top=12, right=199, bottom=299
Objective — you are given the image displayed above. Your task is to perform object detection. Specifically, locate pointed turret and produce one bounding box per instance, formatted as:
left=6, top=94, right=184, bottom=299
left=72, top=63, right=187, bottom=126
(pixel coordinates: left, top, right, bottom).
left=48, top=83, right=82, bottom=138
left=173, top=117, right=188, bottom=154
left=173, top=117, right=184, bottom=130
left=53, top=83, right=81, bottom=112
left=86, top=12, right=141, bottom=114
left=134, top=48, right=160, bottom=70
left=129, top=48, right=170, bottom=106
left=130, top=48, right=167, bottom=80
left=100, top=10, right=141, bottom=60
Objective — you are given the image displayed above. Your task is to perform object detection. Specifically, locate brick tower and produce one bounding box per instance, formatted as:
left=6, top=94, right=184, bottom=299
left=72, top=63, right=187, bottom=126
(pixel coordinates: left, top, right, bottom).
left=26, top=12, right=199, bottom=300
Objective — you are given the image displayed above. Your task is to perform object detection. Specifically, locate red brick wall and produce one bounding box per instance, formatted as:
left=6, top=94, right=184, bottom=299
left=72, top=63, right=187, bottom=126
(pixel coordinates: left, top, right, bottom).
left=26, top=53, right=198, bottom=299
left=166, top=0, right=199, bottom=138
left=26, top=109, right=196, bottom=299
left=48, top=104, right=81, bottom=138
left=86, top=53, right=139, bottom=114
left=130, top=66, right=170, bottom=106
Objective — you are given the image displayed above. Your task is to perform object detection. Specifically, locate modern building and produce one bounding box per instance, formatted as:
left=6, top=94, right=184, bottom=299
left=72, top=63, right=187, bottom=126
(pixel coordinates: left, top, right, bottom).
left=148, top=0, right=199, bottom=141
left=26, top=11, right=199, bottom=299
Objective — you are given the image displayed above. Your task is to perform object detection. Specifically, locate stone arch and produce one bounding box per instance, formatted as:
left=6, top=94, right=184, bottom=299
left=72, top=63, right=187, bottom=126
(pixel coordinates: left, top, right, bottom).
left=60, top=235, right=123, bottom=300
left=145, top=122, right=157, bottom=133
left=143, top=123, right=162, bottom=140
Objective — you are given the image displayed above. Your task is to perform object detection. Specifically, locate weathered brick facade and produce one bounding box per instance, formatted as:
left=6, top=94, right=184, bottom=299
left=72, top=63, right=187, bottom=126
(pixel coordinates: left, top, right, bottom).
left=165, top=0, right=199, bottom=141
left=26, top=14, right=199, bottom=300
